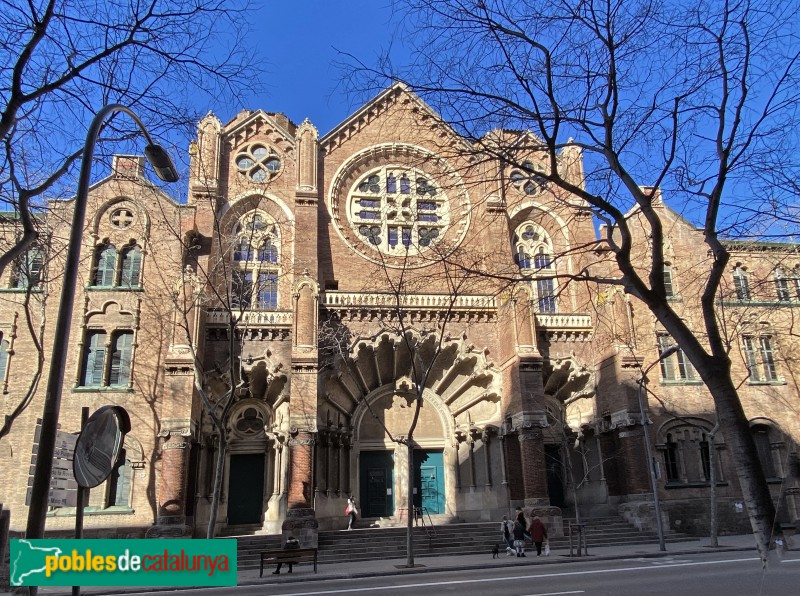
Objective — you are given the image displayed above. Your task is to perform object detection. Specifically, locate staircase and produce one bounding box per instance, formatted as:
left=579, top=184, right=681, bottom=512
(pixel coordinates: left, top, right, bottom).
left=235, top=515, right=690, bottom=570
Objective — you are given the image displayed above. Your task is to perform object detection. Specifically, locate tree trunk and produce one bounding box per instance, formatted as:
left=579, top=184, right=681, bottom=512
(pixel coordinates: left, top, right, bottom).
left=704, top=366, right=776, bottom=562
left=406, top=442, right=415, bottom=567
left=206, top=432, right=227, bottom=539
left=708, top=422, right=719, bottom=548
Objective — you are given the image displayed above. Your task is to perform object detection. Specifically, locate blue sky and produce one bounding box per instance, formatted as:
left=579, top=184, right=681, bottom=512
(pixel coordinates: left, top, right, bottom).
left=214, top=0, right=405, bottom=135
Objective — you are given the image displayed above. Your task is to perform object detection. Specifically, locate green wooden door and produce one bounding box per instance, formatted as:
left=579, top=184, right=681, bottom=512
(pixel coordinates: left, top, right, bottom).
left=414, top=450, right=444, bottom=514
left=227, top=453, right=265, bottom=524
left=359, top=451, right=394, bottom=517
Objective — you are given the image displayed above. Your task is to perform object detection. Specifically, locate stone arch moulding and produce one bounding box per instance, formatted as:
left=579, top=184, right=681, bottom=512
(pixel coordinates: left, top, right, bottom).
left=320, top=330, right=502, bottom=443
left=655, top=416, right=723, bottom=443
left=220, top=190, right=295, bottom=226
left=91, top=196, right=152, bottom=247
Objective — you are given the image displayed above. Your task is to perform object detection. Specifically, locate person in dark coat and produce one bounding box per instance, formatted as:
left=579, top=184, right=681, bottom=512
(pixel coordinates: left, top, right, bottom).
left=273, top=535, right=300, bottom=574
left=516, top=506, right=530, bottom=541
left=528, top=516, right=548, bottom=556
left=512, top=518, right=527, bottom=557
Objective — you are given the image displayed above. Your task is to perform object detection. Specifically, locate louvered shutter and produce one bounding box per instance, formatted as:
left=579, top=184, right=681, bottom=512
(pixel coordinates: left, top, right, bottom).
left=120, top=246, right=142, bottom=287
left=94, top=246, right=117, bottom=286
left=83, top=331, right=107, bottom=386
left=109, top=331, right=133, bottom=386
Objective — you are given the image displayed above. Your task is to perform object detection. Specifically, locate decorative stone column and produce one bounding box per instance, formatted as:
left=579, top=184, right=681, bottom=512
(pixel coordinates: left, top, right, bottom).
left=518, top=426, right=549, bottom=506
left=149, top=418, right=196, bottom=537
left=282, top=430, right=319, bottom=548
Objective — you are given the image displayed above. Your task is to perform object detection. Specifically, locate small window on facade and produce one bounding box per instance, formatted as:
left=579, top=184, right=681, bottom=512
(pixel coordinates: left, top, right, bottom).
left=232, top=270, right=253, bottom=309
left=0, top=338, right=9, bottom=383
left=700, top=434, right=711, bottom=481
left=256, top=273, right=278, bottom=309
left=657, top=334, right=696, bottom=381
left=663, top=264, right=675, bottom=298
left=108, top=331, right=134, bottom=386
left=664, top=433, right=680, bottom=482
left=775, top=269, right=791, bottom=302
left=752, top=426, right=777, bottom=479
left=743, top=335, right=778, bottom=382
left=106, top=458, right=132, bottom=507
left=258, top=239, right=278, bottom=263
left=536, top=278, right=556, bottom=313
left=13, top=248, right=44, bottom=289
left=733, top=267, right=750, bottom=300
left=233, top=239, right=251, bottom=261
left=81, top=330, right=133, bottom=388
left=93, top=245, right=117, bottom=287
left=82, top=331, right=107, bottom=386
left=533, top=248, right=551, bottom=270
left=119, top=245, right=142, bottom=287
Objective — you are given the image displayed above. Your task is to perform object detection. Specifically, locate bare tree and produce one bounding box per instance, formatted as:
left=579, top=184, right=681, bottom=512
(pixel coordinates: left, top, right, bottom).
left=347, top=0, right=800, bottom=563
left=0, top=0, right=256, bottom=278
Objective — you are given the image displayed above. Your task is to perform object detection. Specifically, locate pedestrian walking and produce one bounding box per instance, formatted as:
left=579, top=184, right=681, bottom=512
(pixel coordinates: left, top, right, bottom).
left=345, top=495, right=358, bottom=530
left=501, top=515, right=515, bottom=555
left=512, top=517, right=527, bottom=557
left=516, top=506, right=531, bottom=542
left=529, top=515, right=548, bottom=556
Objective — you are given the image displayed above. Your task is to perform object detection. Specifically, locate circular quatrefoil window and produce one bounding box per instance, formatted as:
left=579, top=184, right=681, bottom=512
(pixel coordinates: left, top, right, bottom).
left=234, top=144, right=282, bottom=183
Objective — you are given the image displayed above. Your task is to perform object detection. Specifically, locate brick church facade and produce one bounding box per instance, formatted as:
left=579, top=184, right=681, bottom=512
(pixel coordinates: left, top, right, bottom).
left=1, top=84, right=798, bottom=540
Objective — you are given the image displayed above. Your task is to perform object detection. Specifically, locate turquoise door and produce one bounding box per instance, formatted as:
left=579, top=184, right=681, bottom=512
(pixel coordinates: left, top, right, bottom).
left=359, top=451, right=394, bottom=517
left=414, top=450, right=444, bottom=514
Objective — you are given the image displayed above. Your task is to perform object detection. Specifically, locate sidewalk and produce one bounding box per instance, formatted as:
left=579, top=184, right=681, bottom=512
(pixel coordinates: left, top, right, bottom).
left=35, top=534, right=758, bottom=594
left=236, top=534, right=758, bottom=588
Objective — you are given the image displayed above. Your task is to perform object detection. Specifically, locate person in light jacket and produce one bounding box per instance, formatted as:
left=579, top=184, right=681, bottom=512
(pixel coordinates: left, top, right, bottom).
left=500, top=515, right=515, bottom=555
left=346, top=495, right=358, bottom=530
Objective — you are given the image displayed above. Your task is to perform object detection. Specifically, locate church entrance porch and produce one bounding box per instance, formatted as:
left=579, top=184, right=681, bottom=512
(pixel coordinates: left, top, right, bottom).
left=227, top=453, right=266, bottom=524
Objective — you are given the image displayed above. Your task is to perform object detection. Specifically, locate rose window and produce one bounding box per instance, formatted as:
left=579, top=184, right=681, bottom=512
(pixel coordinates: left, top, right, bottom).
left=509, top=161, right=548, bottom=195
left=235, top=144, right=282, bottom=183
left=346, top=166, right=450, bottom=254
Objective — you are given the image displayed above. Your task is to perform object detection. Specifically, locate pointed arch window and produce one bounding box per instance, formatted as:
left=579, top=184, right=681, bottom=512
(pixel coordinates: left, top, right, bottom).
left=514, top=221, right=557, bottom=313
left=82, top=331, right=107, bottom=386
left=119, top=245, right=142, bottom=287
left=231, top=211, right=280, bottom=310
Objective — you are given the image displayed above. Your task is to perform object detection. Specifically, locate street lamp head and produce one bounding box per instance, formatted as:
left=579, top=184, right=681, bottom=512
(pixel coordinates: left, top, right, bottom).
left=659, top=344, right=680, bottom=360
left=144, top=144, right=179, bottom=182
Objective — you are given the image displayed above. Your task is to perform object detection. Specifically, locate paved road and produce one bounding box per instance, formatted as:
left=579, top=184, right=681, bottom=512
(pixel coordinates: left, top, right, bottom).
left=128, top=551, right=800, bottom=596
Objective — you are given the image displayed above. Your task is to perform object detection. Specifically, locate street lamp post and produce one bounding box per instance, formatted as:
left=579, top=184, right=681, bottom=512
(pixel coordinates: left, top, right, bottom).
left=637, top=344, right=679, bottom=553
left=25, top=105, right=178, bottom=547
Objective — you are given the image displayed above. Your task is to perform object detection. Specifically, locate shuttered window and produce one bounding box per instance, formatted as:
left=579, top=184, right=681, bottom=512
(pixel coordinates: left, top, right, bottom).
left=0, top=339, right=9, bottom=382
left=119, top=245, right=142, bottom=287
left=108, top=331, right=133, bottom=386
left=93, top=245, right=117, bottom=287
left=82, top=331, right=107, bottom=386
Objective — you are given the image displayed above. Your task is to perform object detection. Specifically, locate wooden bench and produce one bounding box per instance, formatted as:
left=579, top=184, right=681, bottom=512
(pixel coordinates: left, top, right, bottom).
left=259, top=548, right=318, bottom=577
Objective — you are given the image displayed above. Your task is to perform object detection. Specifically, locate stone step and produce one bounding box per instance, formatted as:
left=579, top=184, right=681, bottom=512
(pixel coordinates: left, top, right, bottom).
left=234, top=514, right=692, bottom=569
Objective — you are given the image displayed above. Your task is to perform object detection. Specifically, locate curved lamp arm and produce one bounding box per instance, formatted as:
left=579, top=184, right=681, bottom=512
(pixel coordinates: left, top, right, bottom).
left=26, top=104, right=178, bottom=546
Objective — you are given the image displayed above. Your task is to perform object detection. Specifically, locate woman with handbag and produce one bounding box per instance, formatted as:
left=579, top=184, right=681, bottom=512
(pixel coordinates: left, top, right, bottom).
left=345, top=495, right=358, bottom=530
